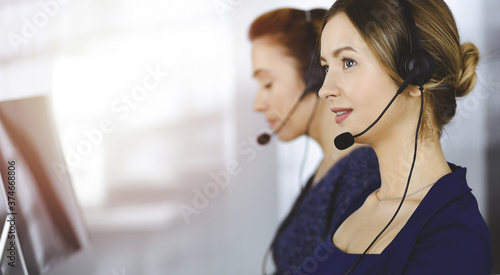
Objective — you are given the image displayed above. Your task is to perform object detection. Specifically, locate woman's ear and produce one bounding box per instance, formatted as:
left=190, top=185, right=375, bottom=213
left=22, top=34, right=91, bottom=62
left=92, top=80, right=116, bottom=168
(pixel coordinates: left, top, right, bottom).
left=407, top=85, right=423, bottom=97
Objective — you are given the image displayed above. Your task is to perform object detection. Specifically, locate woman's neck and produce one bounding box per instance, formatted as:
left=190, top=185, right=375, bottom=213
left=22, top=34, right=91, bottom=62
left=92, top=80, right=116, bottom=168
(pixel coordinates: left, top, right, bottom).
left=372, top=132, right=451, bottom=199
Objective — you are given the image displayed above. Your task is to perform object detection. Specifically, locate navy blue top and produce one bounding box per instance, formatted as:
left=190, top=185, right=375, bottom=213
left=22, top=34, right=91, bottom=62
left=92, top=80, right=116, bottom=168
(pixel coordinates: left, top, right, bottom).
left=272, top=146, right=380, bottom=274
left=294, top=163, right=492, bottom=275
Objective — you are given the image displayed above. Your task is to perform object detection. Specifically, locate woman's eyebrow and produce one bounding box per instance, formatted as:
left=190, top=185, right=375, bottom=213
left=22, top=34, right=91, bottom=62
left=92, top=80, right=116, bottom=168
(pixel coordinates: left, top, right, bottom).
left=253, top=69, right=268, bottom=78
left=332, top=46, right=358, bottom=57
left=320, top=46, right=359, bottom=62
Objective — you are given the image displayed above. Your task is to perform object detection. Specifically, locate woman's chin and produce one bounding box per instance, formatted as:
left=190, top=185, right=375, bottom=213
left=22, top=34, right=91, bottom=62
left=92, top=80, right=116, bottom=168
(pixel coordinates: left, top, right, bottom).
left=277, top=132, right=302, bottom=142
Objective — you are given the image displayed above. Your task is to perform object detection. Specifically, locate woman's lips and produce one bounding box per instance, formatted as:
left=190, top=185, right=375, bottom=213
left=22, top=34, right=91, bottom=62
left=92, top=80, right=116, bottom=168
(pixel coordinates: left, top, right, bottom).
left=267, top=118, right=278, bottom=129
left=331, top=108, right=353, bottom=124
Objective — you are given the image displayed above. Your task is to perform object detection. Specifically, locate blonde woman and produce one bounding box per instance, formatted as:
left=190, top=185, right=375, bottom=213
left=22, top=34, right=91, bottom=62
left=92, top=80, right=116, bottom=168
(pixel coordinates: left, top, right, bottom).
left=296, top=0, right=492, bottom=274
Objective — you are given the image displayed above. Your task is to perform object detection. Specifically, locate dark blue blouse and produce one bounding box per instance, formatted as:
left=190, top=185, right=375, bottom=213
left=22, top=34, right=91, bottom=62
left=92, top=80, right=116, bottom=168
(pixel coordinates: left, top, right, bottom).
left=271, top=146, right=380, bottom=274
left=294, top=163, right=492, bottom=275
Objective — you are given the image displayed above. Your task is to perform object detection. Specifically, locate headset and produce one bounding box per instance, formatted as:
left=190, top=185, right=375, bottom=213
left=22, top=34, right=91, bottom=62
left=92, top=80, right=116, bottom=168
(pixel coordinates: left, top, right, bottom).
left=334, top=0, right=434, bottom=150
left=339, top=0, right=434, bottom=274
left=260, top=9, right=326, bottom=275
left=257, top=9, right=325, bottom=145
left=303, top=10, right=327, bottom=99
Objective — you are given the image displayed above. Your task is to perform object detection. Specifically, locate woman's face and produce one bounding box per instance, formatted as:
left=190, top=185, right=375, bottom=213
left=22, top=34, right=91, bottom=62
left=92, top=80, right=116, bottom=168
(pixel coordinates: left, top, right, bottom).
left=319, top=13, right=411, bottom=145
left=251, top=37, right=317, bottom=141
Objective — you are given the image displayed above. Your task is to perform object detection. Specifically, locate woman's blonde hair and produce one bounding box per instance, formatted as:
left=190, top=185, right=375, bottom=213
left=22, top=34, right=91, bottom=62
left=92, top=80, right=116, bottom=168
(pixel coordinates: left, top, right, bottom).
left=323, top=0, right=479, bottom=135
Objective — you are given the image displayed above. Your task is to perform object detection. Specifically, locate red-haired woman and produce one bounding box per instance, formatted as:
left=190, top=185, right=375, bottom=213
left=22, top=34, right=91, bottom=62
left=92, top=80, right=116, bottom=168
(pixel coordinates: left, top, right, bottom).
left=249, top=8, right=380, bottom=274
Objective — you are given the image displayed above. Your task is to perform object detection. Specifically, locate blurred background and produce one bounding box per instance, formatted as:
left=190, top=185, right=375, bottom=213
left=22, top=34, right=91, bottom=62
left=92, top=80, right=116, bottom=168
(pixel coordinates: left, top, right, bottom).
left=0, top=0, right=498, bottom=274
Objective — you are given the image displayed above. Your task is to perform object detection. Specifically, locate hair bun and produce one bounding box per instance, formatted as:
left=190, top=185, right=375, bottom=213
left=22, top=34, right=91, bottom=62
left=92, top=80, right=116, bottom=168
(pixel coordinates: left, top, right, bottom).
left=456, top=42, right=479, bottom=97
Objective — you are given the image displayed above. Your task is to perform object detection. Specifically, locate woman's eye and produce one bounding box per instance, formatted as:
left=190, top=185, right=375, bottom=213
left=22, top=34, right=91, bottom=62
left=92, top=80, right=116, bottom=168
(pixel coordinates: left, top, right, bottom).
left=264, top=82, right=272, bottom=89
left=343, top=58, right=357, bottom=69
left=322, top=65, right=329, bottom=74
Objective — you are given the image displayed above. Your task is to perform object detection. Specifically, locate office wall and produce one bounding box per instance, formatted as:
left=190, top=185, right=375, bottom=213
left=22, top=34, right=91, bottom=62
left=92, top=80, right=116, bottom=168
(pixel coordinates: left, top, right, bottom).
left=485, top=0, right=500, bottom=272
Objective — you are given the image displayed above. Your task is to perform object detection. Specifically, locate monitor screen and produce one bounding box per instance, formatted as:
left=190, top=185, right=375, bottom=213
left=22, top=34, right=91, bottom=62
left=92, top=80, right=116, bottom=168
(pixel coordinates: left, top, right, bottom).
left=0, top=95, right=92, bottom=275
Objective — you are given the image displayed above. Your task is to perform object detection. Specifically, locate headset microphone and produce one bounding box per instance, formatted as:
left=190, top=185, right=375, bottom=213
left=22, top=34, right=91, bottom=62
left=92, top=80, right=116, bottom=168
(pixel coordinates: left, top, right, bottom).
left=260, top=9, right=325, bottom=275
left=333, top=0, right=433, bottom=152
left=334, top=67, right=422, bottom=150
left=256, top=96, right=303, bottom=145
left=257, top=133, right=272, bottom=145
left=342, top=0, right=434, bottom=274
left=256, top=9, right=325, bottom=146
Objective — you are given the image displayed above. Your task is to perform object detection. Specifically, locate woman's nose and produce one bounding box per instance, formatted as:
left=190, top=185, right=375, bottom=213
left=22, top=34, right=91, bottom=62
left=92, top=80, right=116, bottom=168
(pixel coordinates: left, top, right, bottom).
left=253, top=90, right=268, bottom=112
left=318, top=71, right=341, bottom=100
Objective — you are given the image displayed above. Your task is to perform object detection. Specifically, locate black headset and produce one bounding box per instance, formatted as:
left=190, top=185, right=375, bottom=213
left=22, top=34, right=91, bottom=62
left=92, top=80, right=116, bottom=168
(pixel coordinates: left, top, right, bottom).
left=260, top=10, right=327, bottom=274
left=257, top=9, right=324, bottom=145
left=398, top=0, right=434, bottom=86
left=302, top=9, right=326, bottom=99
left=343, top=0, right=435, bottom=274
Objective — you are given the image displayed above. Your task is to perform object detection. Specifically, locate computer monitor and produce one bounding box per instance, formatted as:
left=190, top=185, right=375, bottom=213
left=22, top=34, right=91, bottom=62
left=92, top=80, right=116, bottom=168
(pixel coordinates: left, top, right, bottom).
left=0, top=95, right=93, bottom=275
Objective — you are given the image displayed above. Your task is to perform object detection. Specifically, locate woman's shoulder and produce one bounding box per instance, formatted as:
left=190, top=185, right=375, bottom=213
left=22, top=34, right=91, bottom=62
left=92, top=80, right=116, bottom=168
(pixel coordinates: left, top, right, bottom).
left=316, top=146, right=380, bottom=196
left=327, top=146, right=379, bottom=176
left=389, top=166, right=492, bottom=274
left=319, top=146, right=380, bottom=191
left=421, top=164, right=488, bottom=234
left=420, top=190, right=490, bottom=246
left=405, top=192, right=492, bottom=274
left=344, top=145, right=378, bottom=162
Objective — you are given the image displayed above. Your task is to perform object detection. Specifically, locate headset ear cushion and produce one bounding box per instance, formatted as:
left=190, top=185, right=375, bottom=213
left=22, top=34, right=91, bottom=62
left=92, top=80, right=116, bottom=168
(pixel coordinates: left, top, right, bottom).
left=399, top=53, right=411, bottom=79
left=308, top=62, right=326, bottom=93
left=302, top=54, right=325, bottom=98
left=399, top=49, right=435, bottom=85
